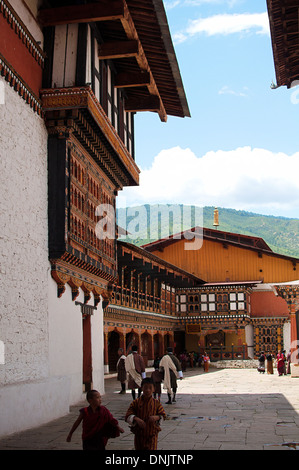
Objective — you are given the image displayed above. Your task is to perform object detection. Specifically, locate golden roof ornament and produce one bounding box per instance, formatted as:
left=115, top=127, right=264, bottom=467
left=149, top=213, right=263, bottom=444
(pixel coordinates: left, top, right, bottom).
left=213, top=207, right=219, bottom=229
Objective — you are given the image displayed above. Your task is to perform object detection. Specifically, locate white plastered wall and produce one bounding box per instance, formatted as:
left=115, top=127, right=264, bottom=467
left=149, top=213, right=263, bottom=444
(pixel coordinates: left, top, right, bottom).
left=0, top=77, right=55, bottom=436
left=48, top=275, right=105, bottom=405
left=245, top=324, right=254, bottom=359
left=0, top=78, right=105, bottom=437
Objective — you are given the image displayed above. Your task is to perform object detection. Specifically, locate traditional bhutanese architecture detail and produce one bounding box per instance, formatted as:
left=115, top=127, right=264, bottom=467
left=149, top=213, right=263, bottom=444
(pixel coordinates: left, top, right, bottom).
left=273, top=283, right=299, bottom=362
left=0, top=0, right=190, bottom=438
left=266, top=1, right=299, bottom=365
left=144, top=227, right=299, bottom=361
left=39, top=0, right=190, bottom=302
left=103, top=241, right=202, bottom=371
left=251, top=318, right=287, bottom=356
left=0, top=0, right=45, bottom=114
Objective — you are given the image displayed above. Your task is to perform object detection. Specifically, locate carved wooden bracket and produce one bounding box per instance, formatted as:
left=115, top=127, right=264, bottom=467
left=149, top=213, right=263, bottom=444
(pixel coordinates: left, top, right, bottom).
left=67, top=277, right=83, bottom=301
left=51, top=270, right=70, bottom=298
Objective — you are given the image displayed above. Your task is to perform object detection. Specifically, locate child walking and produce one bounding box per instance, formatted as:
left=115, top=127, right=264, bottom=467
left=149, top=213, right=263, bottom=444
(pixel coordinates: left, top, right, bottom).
left=67, top=389, right=124, bottom=450
left=125, top=378, right=166, bottom=450
left=151, top=368, right=163, bottom=401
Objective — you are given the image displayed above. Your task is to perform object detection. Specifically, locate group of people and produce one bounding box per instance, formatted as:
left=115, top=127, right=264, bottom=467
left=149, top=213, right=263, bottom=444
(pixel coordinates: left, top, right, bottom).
left=179, top=350, right=210, bottom=372
left=117, top=345, right=183, bottom=404
left=258, top=349, right=291, bottom=376
left=66, top=346, right=183, bottom=451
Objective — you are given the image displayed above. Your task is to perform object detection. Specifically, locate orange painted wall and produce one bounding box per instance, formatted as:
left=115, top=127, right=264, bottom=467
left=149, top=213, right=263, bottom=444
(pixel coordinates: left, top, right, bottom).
left=149, top=238, right=298, bottom=283
left=250, top=291, right=289, bottom=317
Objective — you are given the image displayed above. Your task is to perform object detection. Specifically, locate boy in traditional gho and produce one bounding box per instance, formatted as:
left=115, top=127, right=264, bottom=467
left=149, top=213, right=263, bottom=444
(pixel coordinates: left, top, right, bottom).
left=67, top=389, right=124, bottom=450
left=125, top=378, right=166, bottom=450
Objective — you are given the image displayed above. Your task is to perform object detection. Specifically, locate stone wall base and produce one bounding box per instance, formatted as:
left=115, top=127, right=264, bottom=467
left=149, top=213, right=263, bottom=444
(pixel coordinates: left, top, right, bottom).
left=212, top=360, right=259, bottom=369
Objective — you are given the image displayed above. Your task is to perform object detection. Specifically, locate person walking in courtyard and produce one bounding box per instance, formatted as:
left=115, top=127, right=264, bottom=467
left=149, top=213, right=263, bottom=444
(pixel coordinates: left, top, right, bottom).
left=277, top=350, right=285, bottom=376
left=258, top=351, right=266, bottom=373
left=151, top=367, right=163, bottom=401
left=66, top=390, right=124, bottom=450
left=266, top=352, right=274, bottom=374
left=159, top=347, right=183, bottom=404
left=125, top=345, right=146, bottom=400
left=189, top=351, right=194, bottom=368
left=116, top=348, right=126, bottom=394
left=203, top=351, right=210, bottom=372
left=125, top=378, right=166, bottom=450
left=179, top=350, right=188, bottom=372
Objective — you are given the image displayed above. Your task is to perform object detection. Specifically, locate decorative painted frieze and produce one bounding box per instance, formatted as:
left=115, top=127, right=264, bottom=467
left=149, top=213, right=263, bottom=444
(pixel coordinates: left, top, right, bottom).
left=0, top=0, right=44, bottom=114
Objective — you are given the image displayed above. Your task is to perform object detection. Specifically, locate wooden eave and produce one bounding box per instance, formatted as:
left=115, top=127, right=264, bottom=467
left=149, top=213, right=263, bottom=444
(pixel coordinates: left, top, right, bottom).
left=267, top=0, right=299, bottom=87
left=38, top=0, right=190, bottom=120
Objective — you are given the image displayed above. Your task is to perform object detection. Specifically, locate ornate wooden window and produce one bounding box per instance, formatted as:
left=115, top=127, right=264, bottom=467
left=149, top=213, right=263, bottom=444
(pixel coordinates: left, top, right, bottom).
left=229, top=292, right=246, bottom=311
left=254, top=321, right=284, bottom=354
left=200, top=293, right=216, bottom=313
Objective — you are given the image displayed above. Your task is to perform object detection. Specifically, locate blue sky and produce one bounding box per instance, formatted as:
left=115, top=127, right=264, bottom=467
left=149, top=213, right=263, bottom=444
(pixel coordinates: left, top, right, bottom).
left=118, top=0, right=299, bottom=220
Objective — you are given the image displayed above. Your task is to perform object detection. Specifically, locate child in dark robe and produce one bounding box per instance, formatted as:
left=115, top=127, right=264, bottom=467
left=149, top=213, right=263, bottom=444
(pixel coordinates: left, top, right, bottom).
left=151, top=368, right=163, bottom=401
left=67, top=389, right=124, bottom=450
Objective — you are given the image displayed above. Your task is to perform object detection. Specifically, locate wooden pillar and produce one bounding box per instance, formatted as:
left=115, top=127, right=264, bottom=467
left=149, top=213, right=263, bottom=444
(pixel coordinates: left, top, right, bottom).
left=119, top=331, right=126, bottom=355
left=158, top=280, right=162, bottom=313
left=137, top=332, right=142, bottom=354
left=164, top=284, right=168, bottom=314
left=121, top=266, right=125, bottom=303
left=169, top=333, right=175, bottom=350
left=83, top=314, right=92, bottom=391
left=137, top=272, right=141, bottom=309
left=148, top=333, right=154, bottom=362
left=157, top=333, right=164, bottom=357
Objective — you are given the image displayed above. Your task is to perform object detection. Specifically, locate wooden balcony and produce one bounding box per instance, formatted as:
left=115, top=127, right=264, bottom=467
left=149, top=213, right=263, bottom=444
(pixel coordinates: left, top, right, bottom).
left=110, top=285, right=165, bottom=314
left=41, top=86, right=140, bottom=189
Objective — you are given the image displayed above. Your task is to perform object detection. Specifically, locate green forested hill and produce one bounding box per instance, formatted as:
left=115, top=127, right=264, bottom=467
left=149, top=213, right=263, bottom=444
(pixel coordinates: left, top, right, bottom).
left=116, top=204, right=299, bottom=259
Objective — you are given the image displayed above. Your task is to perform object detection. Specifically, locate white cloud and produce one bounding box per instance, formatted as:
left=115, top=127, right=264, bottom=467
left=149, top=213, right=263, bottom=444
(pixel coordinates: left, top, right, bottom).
left=174, top=12, right=270, bottom=43
left=165, top=0, right=240, bottom=8
left=118, top=146, right=299, bottom=218
left=164, top=0, right=180, bottom=9
left=219, top=85, right=248, bottom=97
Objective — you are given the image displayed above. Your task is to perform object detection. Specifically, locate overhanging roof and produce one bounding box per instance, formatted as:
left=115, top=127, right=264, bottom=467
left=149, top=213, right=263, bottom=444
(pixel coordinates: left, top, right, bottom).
left=143, top=226, right=274, bottom=253
left=127, top=0, right=190, bottom=118
left=38, top=0, right=190, bottom=120
left=143, top=225, right=299, bottom=264
left=267, top=0, right=299, bottom=88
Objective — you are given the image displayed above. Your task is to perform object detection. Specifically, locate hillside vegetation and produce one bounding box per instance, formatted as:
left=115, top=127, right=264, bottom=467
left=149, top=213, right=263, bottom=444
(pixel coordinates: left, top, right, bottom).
left=117, top=204, right=299, bottom=258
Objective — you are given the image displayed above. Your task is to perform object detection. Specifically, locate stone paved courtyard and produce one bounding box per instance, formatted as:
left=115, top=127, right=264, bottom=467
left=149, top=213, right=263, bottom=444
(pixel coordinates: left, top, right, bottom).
left=1, top=367, right=299, bottom=451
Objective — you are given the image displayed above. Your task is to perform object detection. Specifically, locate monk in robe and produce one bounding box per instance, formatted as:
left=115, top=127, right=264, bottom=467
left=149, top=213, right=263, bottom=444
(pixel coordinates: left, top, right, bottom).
left=159, top=347, right=183, bottom=404
left=67, top=390, right=124, bottom=450
left=125, top=345, right=146, bottom=399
